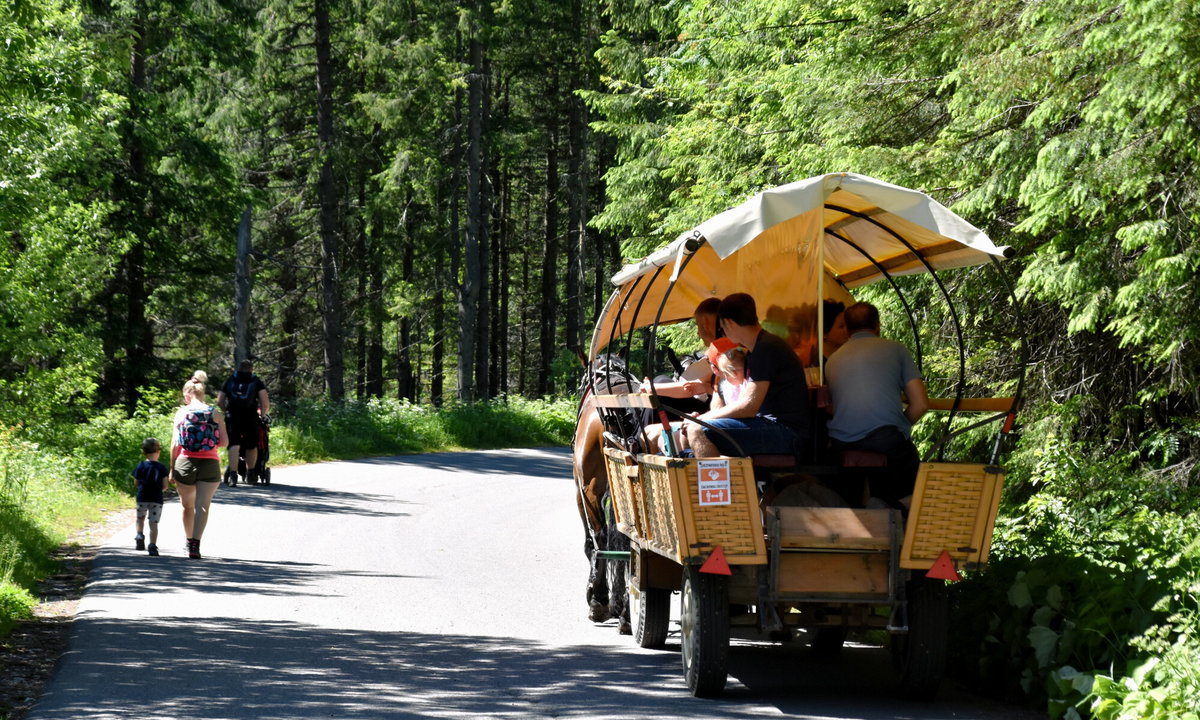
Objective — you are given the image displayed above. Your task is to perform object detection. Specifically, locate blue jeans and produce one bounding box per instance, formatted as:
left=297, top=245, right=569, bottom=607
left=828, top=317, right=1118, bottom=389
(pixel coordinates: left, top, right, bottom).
left=700, top=416, right=801, bottom=457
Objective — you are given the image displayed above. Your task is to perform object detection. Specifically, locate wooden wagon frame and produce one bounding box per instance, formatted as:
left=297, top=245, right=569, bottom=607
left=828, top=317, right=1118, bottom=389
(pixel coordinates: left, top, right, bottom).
left=584, top=173, right=1025, bottom=698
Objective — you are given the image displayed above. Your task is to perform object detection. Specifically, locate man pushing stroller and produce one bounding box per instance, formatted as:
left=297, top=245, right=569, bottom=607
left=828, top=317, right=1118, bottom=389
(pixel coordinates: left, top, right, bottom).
left=218, top=359, right=271, bottom=486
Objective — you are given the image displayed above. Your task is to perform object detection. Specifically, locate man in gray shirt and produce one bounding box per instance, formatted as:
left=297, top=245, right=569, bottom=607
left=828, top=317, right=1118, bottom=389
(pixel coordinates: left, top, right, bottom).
left=826, top=302, right=929, bottom=508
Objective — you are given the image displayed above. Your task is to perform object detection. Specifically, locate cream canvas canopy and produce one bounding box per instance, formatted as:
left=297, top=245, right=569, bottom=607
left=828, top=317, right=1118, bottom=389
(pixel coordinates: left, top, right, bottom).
left=589, top=172, right=1011, bottom=361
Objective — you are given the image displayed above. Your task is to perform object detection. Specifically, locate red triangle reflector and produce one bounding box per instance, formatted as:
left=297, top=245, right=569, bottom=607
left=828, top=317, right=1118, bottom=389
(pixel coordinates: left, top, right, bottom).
left=699, top=545, right=732, bottom=575
left=926, top=550, right=962, bottom=582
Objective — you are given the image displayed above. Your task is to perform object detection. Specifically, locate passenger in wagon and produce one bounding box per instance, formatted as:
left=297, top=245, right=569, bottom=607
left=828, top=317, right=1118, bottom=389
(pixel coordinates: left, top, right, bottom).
left=821, top=299, right=850, bottom=360
left=825, top=302, right=929, bottom=509
left=642, top=297, right=721, bottom=410
left=709, top=341, right=748, bottom=409
left=641, top=336, right=745, bottom=455
left=685, top=293, right=811, bottom=459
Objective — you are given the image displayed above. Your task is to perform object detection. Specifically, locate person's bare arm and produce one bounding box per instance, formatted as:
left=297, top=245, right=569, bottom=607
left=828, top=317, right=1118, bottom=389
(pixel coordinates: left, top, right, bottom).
left=904, top=377, right=929, bottom=425
left=215, top=410, right=229, bottom=450
left=168, top=422, right=180, bottom=484
left=700, top=380, right=767, bottom=421
left=642, top=379, right=694, bottom=399
left=642, top=378, right=711, bottom=399
left=258, top=388, right=270, bottom=415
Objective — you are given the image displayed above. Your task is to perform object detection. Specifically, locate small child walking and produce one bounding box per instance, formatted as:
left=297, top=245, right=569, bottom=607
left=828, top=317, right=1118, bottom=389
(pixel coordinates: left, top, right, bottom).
left=132, top=438, right=169, bottom=556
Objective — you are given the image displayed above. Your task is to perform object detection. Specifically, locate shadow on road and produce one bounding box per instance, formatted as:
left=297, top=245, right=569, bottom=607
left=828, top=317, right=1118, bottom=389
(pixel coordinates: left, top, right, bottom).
left=33, top=616, right=731, bottom=720
left=36, top=615, right=1044, bottom=720
left=347, top=447, right=572, bottom=480
left=212, top=482, right=412, bottom=518
left=87, top=552, right=428, bottom=603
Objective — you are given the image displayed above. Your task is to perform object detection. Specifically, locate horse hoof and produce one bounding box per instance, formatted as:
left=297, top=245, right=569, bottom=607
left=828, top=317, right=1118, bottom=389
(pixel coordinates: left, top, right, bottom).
left=617, top=620, right=632, bottom=635
left=589, top=602, right=612, bottom=623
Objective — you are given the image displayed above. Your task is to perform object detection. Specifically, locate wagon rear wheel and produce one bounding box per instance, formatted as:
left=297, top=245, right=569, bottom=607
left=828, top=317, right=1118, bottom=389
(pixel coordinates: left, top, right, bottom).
left=680, top=565, right=729, bottom=697
left=892, top=576, right=948, bottom=700
left=633, top=554, right=672, bottom=648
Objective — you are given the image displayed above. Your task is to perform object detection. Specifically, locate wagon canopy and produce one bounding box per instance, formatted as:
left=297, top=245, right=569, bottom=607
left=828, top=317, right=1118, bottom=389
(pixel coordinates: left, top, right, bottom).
left=590, top=172, right=1011, bottom=360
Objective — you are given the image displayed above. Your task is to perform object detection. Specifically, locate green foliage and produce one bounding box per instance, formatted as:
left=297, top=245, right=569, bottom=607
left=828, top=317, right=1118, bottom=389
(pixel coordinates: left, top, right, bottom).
left=0, top=582, right=35, bottom=635
left=62, top=409, right=173, bottom=492
left=951, top=429, right=1200, bottom=717
left=1073, top=536, right=1200, bottom=720
left=1, top=424, right=128, bottom=637
left=272, top=396, right=575, bottom=463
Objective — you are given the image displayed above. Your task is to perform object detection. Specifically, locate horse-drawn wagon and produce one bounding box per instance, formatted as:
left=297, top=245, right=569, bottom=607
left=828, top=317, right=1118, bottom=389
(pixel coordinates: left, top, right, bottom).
left=574, top=173, right=1024, bottom=697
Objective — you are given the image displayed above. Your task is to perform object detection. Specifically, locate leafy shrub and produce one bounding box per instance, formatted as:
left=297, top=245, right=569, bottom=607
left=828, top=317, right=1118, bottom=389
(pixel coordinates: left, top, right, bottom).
left=950, top=428, right=1200, bottom=718
left=0, top=581, right=35, bottom=634
left=62, top=408, right=172, bottom=491
left=271, top=396, right=575, bottom=464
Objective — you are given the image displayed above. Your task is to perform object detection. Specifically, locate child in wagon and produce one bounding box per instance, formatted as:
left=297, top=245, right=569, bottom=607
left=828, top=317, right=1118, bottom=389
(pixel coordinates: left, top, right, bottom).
left=644, top=338, right=748, bottom=456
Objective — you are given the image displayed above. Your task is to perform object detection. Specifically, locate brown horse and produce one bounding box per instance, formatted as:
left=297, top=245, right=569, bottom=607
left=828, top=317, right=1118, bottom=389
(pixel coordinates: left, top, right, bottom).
left=571, top=354, right=639, bottom=632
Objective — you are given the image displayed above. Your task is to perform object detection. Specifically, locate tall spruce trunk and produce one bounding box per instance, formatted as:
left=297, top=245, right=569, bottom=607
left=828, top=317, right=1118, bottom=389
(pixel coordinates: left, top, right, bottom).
left=431, top=229, right=445, bottom=406
left=278, top=223, right=300, bottom=401
left=459, top=28, right=486, bottom=402
left=315, top=0, right=345, bottom=400
left=366, top=227, right=384, bottom=398
left=473, top=49, right=491, bottom=399
left=566, top=92, right=586, bottom=356
left=113, top=16, right=153, bottom=411
left=234, top=206, right=253, bottom=366
left=538, top=133, right=559, bottom=397
left=490, top=163, right=508, bottom=397
left=396, top=229, right=416, bottom=401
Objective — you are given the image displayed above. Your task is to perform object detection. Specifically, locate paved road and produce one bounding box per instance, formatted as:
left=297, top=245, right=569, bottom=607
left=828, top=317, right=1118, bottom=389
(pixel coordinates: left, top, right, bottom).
left=27, top=448, right=1044, bottom=719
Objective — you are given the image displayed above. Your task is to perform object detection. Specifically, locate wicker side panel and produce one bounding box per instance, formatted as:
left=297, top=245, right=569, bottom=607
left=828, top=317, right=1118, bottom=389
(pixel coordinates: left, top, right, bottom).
left=639, top=460, right=681, bottom=561
left=900, top=462, right=1005, bottom=571
left=648, top=456, right=767, bottom=565
left=602, top=448, right=640, bottom=540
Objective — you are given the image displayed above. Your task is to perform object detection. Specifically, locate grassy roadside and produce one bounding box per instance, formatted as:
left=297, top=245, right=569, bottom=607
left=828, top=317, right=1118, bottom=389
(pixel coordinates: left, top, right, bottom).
left=0, top=396, right=576, bottom=633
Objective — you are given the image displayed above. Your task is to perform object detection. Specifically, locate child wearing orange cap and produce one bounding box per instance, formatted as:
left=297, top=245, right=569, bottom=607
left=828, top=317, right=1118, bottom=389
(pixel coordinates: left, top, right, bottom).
left=643, top=339, right=747, bottom=456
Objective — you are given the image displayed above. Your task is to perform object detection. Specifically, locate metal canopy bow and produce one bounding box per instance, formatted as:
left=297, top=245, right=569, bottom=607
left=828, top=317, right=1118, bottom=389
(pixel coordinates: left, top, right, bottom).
left=589, top=172, right=1012, bottom=360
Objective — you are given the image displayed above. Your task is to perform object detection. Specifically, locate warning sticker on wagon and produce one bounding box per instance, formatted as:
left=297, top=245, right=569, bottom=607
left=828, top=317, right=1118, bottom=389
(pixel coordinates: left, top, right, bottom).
left=697, top=460, right=732, bottom=506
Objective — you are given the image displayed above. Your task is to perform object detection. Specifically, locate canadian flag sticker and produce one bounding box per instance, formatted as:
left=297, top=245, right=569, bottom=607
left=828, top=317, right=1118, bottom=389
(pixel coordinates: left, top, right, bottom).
left=697, top=460, right=732, bottom=506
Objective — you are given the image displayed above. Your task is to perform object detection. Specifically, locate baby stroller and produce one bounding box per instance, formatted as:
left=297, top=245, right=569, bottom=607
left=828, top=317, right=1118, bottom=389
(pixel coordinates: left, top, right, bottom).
left=235, top=414, right=272, bottom=485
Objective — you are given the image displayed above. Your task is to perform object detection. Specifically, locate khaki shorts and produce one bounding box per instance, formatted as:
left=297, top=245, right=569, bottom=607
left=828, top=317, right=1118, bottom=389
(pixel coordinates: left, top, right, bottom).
left=173, top=456, right=221, bottom=485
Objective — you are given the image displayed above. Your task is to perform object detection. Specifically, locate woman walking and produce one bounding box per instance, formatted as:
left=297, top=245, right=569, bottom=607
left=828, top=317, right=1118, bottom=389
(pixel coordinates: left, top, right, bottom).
left=168, top=374, right=228, bottom=559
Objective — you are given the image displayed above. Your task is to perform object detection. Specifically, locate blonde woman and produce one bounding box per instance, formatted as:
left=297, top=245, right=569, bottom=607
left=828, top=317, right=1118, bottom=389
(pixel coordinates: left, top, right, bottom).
left=168, top=375, right=228, bottom=559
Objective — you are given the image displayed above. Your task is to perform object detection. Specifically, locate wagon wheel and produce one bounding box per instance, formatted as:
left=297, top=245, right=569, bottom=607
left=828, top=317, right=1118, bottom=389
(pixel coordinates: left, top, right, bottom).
left=680, top=565, right=729, bottom=697
left=627, top=552, right=670, bottom=649
left=892, top=576, right=948, bottom=700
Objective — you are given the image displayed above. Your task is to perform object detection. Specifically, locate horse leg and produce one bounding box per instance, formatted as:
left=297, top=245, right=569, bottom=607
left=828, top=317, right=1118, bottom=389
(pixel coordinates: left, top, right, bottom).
left=574, top=405, right=612, bottom=622
left=603, top=509, right=632, bottom=634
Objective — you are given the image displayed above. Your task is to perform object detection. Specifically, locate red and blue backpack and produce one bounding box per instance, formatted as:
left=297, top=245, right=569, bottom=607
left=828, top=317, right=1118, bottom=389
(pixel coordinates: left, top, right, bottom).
left=179, top=406, right=220, bottom=452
